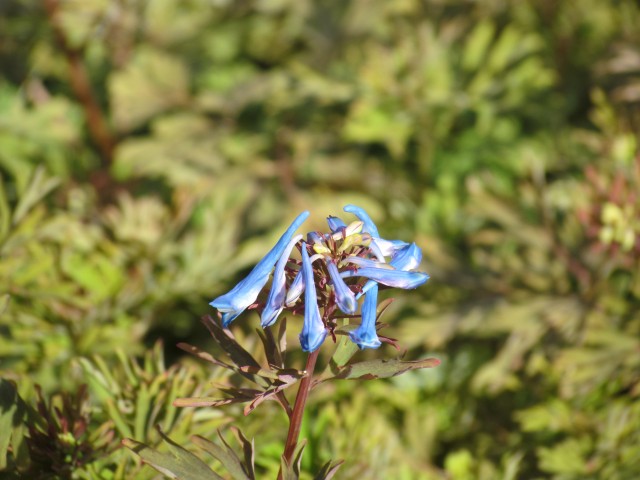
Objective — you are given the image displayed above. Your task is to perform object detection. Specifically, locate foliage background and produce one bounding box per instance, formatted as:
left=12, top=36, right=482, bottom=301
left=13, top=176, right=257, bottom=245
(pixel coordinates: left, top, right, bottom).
left=1, top=0, right=640, bottom=478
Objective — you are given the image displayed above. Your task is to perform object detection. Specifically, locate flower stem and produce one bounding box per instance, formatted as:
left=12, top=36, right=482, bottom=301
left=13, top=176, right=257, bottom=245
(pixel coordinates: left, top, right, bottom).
left=280, top=349, right=320, bottom=472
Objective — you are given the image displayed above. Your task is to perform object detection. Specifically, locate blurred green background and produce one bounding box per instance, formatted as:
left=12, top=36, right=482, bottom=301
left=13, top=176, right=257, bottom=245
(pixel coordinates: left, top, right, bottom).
left=1, top=0, right=640, bottom=478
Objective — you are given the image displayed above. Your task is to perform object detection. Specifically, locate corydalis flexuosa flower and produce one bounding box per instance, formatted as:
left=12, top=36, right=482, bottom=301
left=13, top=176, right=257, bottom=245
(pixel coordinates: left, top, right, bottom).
left=210, top=206, right=429, bottom=352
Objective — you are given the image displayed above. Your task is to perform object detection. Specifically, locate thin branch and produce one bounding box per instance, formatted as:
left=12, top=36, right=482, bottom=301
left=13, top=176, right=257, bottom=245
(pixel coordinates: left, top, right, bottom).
left=278, top=349, right=320, bottom=479
left=43, top=0, right=115, bottom=166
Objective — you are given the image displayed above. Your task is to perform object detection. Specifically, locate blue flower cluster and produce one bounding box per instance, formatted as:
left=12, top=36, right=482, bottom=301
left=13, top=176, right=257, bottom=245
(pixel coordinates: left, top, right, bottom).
left=210, top=205, right=429, bottom=352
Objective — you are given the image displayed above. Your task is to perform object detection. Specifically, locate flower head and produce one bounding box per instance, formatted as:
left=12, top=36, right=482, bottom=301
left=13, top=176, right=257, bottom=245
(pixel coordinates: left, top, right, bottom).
left=209, top=205, right=429, bottom=351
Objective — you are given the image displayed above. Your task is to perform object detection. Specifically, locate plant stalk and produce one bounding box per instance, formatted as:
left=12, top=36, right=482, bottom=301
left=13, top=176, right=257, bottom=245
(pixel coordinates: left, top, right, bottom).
left=279, top=349, right=320, bottom=473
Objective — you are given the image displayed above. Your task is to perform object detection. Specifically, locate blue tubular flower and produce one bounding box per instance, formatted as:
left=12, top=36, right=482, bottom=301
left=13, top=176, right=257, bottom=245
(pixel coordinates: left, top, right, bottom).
left=299, top=243, right=327, bottom=352
left=261, top=234, right=303, bottom=327
left=210, top=211, right=310, bottom=326
left=210, top=206, right=429, bottom=353
left=343, top=204, right=380, bottom=237
left=349, top=283, right=381, bottom=349
left=327, top=216, right=347, bottom=233
left=390, top=242, right=422, bottom=271
left=340, top=267, right=429, bottom=289
left=326, top=260, right=357, bottom=314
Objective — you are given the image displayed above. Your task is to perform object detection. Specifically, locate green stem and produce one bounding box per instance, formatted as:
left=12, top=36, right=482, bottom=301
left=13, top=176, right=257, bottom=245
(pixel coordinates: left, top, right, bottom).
left=279, top=349, right=320, bottom=473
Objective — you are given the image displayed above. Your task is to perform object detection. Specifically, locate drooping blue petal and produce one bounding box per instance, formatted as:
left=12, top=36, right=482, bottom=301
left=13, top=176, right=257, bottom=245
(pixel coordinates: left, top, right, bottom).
left=299, top=242, right=327, bottom=352
left=261, top=234, right=303, bottom=327
left=349, top=283, right=381, bottom=349
left=390, top=242, right=422, bottom=271
left=307, top=231, right=325, bottom=244
left=327, top=216, right=347, bottom=233
left=284, top=253, right=323, bottom=307
left=368, top=239, right=387, bottom=262
left=343, top=204, right=380, bottom=238
left=326, top=260, right=357, bottom=314
left=343, top=254, right=388, bottom=300
left=210, top=211, right=310, bottom=326
left=352, top=243, right=424, bottom=298
left=285, top=269, right=304, bottom=307
left=374, top=238, right=410, bottom=257
left=344, top=257, right=394, bottom=269
left=340, top=267, right=429, bottom=289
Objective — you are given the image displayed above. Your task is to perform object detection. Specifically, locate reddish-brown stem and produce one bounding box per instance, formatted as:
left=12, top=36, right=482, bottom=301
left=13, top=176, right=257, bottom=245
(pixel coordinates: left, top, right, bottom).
left=278, top=349, right=320, bottom=477
left=43, top=0, right=115, bottom=165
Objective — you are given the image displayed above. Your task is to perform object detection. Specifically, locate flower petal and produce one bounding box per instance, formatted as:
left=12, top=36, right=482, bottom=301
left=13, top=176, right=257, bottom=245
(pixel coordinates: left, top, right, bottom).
left=340, top=267, right=429, bottom=289
left=285, top=269, right=304, bottom=307
left=327, top=216, right=347, bottom=233
left=210, top=211, right=310, bottom=326
left=373, top=238, right=410, bottom=257
left=343, top=204, right=380, bottom=237
left=307, top=231, right=325, bottom=244
left=348, top=283, right=381, bottom=349
left=343, top=257, right=394, bottom=270
left=390, top=242, right=422, bottom=271
left=326, top=260, right=357, bottom=314
left=299, top=243, right=327, bottom=352
left=261, top=234, right=303, bottom=327
left=285, top=253, right=322, bottom=307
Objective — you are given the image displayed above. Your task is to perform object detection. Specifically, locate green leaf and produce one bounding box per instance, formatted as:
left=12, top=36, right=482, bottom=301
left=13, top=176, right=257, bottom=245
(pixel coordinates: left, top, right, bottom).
left=230, top=427, right=255, bottom=480
left=537, top=438, right=590, bottom=475
left=0, top=294, right=8, bottom=320
left=242, top=381, right=299, bottom=416
left=314, top=459, right=344, bottom=480
left=200, top=316, right=271, bottom=388
left=177, top=342, right=241, bottom=372
left=280, top=440, right=306, bottom=480
left=322, top=357, right=441, bottom=381
left=173, top=390, right=259, bottom=409
left=256, top=323, right=284, bottom=369
left=109, top=47, right=190, bottom=132
left=0, top=175, right=10, bottom=242
left=0, top=379, right=23, bottom=469
left=123, top=428, right=222, bottom=480
left=462, top=21, right=496, bottom=72
left=192, top=431, right=252, bottom=480
left=12, top=166, right=59, bottom=225
left=319, top=325, right=359, bottom=381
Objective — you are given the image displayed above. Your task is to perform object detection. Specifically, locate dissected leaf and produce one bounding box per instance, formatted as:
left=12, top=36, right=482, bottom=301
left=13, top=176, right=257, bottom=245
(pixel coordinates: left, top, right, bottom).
left=177, top=343, right=232, bottom=369
left=12, top=167, right=60, bottom=224
left=109, top=47, right=189, bottom=132
left=256, top=324, right=284, bottom=369
left=230, top=427, right=255, bottom=480
left=123, top=428, right=222, bottom=480
left=0, top=294, right=8, bottom=320
left=0, top=379, right=25, bottom=469
left=280, top=440, right=307, bottom=480
left=322, top=357, right=441, bottom=381
left=200, top=315, right=270, bottom=388
left=319, top=325, right=359, bottom=381
left=192, top=432, right=252, bottom=480
left=314, top=459, right=344, bottom=480
left=0, top=175, right=10, bottom=241
left=243, top=381, right=300, bottom=416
